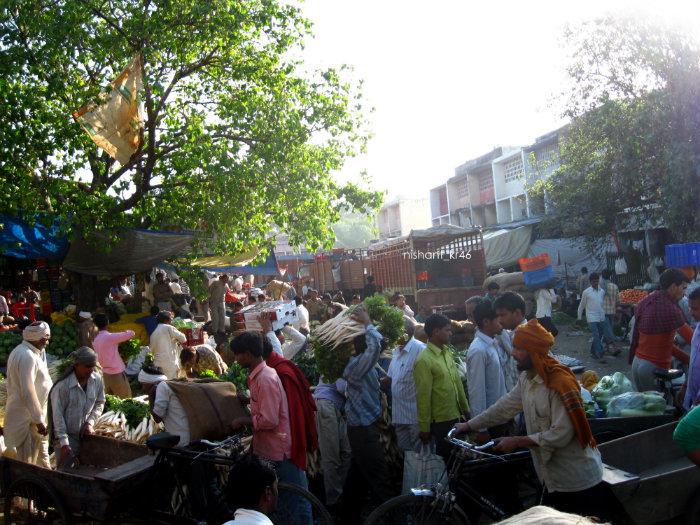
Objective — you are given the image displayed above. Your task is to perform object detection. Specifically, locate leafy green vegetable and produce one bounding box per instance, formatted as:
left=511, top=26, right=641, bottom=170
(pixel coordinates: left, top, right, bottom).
left=312, top=338, right=353, bottom=383
left=292, top=350, right=319, bottom=386
left=198, top=369, right=218, bottom=379
left=219, top=362, right=249, bottom=394
left=118, top=338, right=141, bottom=363
left=312, top=294, right=406, bottom=382
left=105, top=394, right=150, bottom=429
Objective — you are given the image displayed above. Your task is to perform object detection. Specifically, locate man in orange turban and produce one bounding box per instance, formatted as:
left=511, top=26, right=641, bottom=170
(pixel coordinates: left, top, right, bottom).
left=454, top=319, right=617, bottom=521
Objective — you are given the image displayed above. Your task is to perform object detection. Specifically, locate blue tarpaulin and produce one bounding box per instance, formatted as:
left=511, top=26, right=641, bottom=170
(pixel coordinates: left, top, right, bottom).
left=0, top=215, right=68, bottom=260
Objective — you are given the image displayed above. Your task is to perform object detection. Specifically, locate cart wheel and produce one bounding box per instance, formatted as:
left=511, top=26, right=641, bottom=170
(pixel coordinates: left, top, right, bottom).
left=4, top=477, right=72, bottom=525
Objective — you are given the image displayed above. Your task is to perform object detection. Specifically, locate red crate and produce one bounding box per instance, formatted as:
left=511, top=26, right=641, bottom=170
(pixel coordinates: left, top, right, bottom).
left=183, top=327, right=204, bottom=346
left=519, top=253, right=551, bottom=272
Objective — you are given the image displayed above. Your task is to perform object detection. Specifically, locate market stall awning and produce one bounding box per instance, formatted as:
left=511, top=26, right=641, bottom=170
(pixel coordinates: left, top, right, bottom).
left=63, top=229, right=194, bottom=276
left=189, top=246, right=262, bottom=269
left=0, top=215, right=68, bottom=260
left=192, top=249, right=279, bottom=276
left=483, top=226, right=533, bottom=269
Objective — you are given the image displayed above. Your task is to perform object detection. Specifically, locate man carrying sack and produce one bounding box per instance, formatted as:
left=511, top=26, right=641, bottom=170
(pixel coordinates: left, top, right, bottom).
left=454, top=319, right=618, bottom=522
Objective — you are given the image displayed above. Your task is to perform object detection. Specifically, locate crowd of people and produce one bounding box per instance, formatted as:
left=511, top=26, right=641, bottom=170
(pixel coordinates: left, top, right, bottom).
left=2, top=264, right=700, bottom=524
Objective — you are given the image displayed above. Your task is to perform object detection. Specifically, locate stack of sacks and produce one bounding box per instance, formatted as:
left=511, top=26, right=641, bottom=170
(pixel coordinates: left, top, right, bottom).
left=483, top=272, right=535, bottom=316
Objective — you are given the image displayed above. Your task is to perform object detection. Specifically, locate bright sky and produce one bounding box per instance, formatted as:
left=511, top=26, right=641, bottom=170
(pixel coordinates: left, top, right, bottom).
left=301, top=0, right=700, bottom=201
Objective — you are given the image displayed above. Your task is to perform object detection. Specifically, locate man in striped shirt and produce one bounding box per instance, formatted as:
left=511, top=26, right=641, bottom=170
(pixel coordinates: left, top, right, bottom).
left=386, top=324, right=427, bottom=452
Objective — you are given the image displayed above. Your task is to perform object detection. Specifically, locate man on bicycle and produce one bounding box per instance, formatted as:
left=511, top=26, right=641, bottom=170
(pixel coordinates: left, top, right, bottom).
left=454, top=319, right=616, bottom=521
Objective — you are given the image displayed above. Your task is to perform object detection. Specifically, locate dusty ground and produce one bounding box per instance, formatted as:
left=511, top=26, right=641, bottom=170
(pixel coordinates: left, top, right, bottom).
left=553, top=324, right=632, bottom=379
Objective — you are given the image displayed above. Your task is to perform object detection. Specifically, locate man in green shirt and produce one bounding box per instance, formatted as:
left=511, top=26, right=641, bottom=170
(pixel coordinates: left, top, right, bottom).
left=414, top=314, right=470, bottom=459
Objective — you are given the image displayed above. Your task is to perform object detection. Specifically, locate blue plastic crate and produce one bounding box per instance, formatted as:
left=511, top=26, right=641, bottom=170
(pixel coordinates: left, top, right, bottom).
left=524, top=266, right=555, bottom=291
left=665, top=243, right=700, bottom=267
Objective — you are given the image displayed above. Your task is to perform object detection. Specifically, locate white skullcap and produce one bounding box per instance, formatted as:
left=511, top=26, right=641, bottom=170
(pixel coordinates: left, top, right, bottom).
left=78, top=311, right=92, bottom=320
left=23, top=321, right=51, bottom=342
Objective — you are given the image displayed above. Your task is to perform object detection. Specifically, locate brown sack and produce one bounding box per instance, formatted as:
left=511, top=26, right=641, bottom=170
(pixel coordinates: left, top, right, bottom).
left=167, top=379, right=248, bottom=442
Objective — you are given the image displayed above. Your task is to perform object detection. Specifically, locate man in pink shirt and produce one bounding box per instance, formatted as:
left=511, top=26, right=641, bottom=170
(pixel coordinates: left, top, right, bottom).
left=231, top=331, right=312, bottom=524
left=93, top=313, right=134, bottom=398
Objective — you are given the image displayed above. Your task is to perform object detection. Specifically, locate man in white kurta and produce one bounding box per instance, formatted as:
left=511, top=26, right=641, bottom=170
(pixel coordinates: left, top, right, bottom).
left=4, top=322, right=53, bottom=467
left=150, top=312, right=187, bottom=379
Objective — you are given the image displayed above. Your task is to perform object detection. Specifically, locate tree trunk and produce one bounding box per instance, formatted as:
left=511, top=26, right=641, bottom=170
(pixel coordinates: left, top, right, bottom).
left=69, top=271, right=112, bottom=312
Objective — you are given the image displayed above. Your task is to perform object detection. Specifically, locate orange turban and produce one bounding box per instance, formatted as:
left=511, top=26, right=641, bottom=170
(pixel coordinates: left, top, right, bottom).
left=513, top=319, right=596, bottom=450
left=513, top=318, right=554, bottom=356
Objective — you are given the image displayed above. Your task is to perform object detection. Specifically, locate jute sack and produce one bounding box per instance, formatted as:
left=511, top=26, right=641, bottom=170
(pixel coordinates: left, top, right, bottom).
left=483, top=272, right=524, bottom=290
left=167, top=379, right=248, bottom=442
left=495, top=505, right=608, bottom=524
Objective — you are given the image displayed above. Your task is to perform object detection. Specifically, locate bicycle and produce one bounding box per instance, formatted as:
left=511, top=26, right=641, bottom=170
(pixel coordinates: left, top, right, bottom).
left=144, top=432, right=333, bottom=525
left=363, top=429, right=533, bottom=525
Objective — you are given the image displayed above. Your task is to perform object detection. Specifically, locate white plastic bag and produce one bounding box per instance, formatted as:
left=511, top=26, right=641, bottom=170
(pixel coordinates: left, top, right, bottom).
left=402, top=444, right=446, bottom=494
left=615, top=257, right=628, bottom=275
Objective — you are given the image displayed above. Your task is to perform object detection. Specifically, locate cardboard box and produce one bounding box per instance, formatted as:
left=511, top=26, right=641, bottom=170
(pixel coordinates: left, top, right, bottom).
left=238, top=300, right=298, bottom=332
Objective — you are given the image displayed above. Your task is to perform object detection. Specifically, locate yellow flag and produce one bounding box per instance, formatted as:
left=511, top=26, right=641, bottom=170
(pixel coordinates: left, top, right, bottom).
left=73, top=54, right=144, bottom=165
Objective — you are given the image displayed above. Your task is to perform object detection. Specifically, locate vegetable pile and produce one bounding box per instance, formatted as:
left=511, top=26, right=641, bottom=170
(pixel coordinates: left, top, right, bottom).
left=118, top=338, right=141, bottom=363
left=105, top=394, right=151, bottom=429
left=46, top=321, right=77, bottom=357
left=592, top=372, right=634, bottom=412
left=0, top=332, right=22, bottom=364
left=219, top=362, right=249, bottom=394
left=97, top=394, right=161, bottom=444
left=619, top=289, right=649, bottom=305
left=312, top=295, right=405, bottom=382
left=606, top=391, right=666, bottom=417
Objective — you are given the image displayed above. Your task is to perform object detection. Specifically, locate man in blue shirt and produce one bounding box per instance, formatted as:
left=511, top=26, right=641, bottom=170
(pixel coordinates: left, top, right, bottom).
left=136, top=306, right=160, bottom=337
left=340, top=307, right=394, bottom=524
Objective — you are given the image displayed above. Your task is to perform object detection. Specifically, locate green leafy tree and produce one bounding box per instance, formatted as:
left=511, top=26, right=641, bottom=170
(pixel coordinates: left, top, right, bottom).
left=532, top=16, right=700, bottom=244
left=0, top=0, right=382, bottom=257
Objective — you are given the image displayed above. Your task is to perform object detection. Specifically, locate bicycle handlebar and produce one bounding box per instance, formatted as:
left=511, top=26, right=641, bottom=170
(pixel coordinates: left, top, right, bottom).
left=446, top=428, right=504, bottom=461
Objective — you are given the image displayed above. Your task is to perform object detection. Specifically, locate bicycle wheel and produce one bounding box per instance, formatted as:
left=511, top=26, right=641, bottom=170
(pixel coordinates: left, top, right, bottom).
left=268, top=482, right=333, bottom=525
left=4, top=477, right=72, bottom=525
left=363, top=494, right=471, bottom=525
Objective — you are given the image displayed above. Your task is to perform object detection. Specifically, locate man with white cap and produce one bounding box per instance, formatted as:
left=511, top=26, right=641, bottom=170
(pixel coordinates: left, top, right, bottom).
left=4, top=321, right=53, bottom=467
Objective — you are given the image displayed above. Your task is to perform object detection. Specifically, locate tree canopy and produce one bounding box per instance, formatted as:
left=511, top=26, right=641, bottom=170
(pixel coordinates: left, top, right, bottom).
left=532, top=17, right=700, bottom=244
left=0, top=0, right=381, bottom=255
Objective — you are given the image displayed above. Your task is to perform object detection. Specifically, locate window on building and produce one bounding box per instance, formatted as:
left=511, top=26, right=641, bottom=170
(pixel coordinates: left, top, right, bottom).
left=456, top=178, right=469, bottom=199
left=504, top=158, right=523, bottom=183
left=478, top=173, right=493, bottom=191
left=536, top=144, right=559, bottom=163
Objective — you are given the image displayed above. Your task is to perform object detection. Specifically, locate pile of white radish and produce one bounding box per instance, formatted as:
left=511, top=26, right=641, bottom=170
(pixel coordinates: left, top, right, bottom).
left=94, top=396, right=163, bottom=445
left=314, top=310, right=366, bottom=349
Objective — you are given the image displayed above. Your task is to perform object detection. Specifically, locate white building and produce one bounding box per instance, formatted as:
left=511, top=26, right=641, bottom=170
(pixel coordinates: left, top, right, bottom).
left=377, top=197, right=430, bottom=240
left=429, top=126, right=567, bottom=228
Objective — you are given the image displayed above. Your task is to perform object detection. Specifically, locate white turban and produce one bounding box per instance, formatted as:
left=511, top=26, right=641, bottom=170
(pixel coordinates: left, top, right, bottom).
left=23, top=321, right=51, bottom=342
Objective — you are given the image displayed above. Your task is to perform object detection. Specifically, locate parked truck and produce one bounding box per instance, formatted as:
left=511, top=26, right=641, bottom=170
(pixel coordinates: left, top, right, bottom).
left=366, top=225, right=486, bottom=317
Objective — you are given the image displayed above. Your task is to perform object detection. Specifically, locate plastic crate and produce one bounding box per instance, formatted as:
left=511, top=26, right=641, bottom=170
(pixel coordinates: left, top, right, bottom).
left=183, top=327, right=204, bottom=346
left=524, top=266, right=555, bottom=291
left=665, top=243, right=700, bottom=268
left=519, top=253, right=551, bottom=273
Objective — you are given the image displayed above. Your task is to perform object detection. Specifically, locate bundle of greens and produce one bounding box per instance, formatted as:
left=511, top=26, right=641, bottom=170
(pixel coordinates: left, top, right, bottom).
left=198, top=369, right=219, bottom=379
left=592, top=372, right=635, bottom=412
left=292, top=350, right=320, bottom=386
left=105, top=394, right=151, bottom=429
left=313, top=294, right=406, bottom=382
left=118, top=338, right=141, bottom=363
left=219, top=362, right=249, bottom=393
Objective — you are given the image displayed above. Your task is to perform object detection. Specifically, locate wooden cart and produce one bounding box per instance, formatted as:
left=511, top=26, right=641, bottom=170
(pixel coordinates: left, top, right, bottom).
left=1, top=435, right=154, bottom=523
left=600, top=421, right=700, bottom=524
